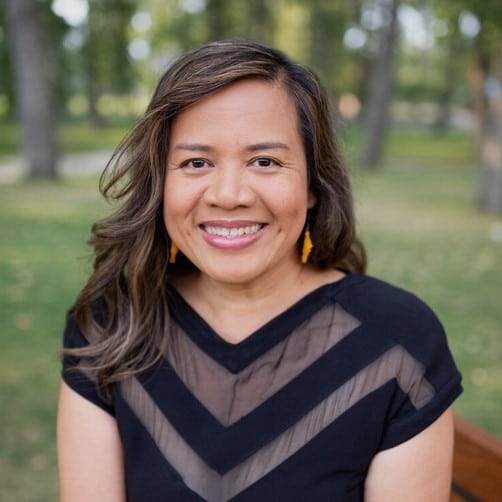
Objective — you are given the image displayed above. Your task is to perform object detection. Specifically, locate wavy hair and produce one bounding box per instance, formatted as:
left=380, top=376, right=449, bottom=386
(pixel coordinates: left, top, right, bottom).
left=67, top=39, right=366, bottom=398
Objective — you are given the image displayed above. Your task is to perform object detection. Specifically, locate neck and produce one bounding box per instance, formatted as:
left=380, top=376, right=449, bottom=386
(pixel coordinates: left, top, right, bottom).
left=171, top=266, right=344, bottom=344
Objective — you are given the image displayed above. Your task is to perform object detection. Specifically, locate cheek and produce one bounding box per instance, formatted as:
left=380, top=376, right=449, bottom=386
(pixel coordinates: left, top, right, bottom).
left=274, top=178, right=312, bottom=212
left=163, top=172, right=185, bottom=213
left=162, top=182, right=179, bottom=234
left=162, top=177, right=202, bottom=234
left=269, top=187, right=309, bottom=229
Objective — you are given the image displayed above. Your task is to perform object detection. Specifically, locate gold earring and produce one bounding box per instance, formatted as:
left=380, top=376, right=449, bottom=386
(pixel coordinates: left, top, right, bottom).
left=169, top=241, right=178, bottom=264
left=301, top=228, right=313, bottom=264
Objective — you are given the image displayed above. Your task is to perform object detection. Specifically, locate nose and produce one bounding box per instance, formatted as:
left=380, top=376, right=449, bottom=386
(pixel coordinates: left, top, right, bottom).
left=203, top=164, right=255, bottom=209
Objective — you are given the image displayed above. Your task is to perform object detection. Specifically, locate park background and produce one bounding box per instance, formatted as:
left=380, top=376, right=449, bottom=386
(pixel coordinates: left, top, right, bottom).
left=1, top=0, right=501, bottom=500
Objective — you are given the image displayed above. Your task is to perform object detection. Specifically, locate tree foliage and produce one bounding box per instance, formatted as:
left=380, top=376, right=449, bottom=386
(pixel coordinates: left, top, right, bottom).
left=0, top=0, right=501, bottom=207
left=81, top=0, right=136, bottom=124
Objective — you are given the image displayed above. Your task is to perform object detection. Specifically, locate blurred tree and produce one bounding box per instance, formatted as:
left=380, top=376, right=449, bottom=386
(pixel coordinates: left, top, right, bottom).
left=468, top=3, right=502, bottom=212
left=0, top=6, right=15, bottom=117
left=1, top=1, right=71, bottom=119
left=477, top=50, right=502, bottom=212
left=3, top=0, right=58, bottom=178
left=306, top=0, right=348, bottom=93
left=146, top=0, right=206, bottom=53
left=432, top=42, right=460, bottom=133
left=83, top=0, right=136, bottom=126
left=424, top=0, right=502, bottom=211
left=203, top=0, right=273, bottom=43
left=430, top=7, right=464, bottom=134
left=145, top=0, right=274, bottom=59
left=246, top=0, right=273, bottom=43
left=206, top=0, right=231, bottom=40
left=271, top=0, right=310, bottom=62
left=361, top=0, right=400, bottom=167
left=206, top=0, right=273, bottom=44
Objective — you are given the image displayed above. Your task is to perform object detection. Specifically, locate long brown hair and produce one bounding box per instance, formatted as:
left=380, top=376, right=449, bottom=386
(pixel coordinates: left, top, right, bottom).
left=67, top=39, right=366, bottom=398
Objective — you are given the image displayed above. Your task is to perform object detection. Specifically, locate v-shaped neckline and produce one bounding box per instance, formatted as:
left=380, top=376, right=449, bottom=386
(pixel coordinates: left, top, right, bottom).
left=166, top=273, right=361, bottom=373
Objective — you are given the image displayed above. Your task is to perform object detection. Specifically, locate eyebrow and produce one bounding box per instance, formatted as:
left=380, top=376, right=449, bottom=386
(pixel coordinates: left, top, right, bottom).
left=174, top=143, right=212, bottom=152
left=173, top=142, right=290, bottom=152
left=245, top=142, right=290, bottom=152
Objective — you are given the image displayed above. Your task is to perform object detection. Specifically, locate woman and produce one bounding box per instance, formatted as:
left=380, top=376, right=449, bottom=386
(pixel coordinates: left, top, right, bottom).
left=58, top=40, right=462, bottom=501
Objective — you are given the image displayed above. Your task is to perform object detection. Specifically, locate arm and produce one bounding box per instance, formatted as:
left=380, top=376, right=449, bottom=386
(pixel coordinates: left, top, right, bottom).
left=364, top=408, right=454, bottom=502
left=57, top=381, right=126, bottom=502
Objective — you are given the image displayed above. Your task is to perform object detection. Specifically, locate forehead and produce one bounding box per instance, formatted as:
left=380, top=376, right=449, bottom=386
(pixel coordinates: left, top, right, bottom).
left=169, top=79, right=300, bottom=139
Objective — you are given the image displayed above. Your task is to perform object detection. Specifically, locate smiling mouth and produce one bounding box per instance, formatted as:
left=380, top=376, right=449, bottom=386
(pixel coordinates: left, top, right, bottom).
left=202, top=224, right=264, bottom=239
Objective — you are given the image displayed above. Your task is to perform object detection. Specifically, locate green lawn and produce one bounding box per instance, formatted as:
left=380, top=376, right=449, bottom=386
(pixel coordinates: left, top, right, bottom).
left=0, top=127, right=501, bottom=500
left=0, top=179, right=108, bottom=501
left=0, top=120, right=132, bottom=156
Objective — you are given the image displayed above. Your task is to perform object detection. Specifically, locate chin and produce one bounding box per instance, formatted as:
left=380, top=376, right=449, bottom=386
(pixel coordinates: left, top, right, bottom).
left=200, top=263, right=268, bottom=286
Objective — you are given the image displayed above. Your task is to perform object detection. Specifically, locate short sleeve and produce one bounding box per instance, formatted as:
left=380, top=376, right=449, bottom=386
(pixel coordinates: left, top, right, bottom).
left=378, top=299, right=462, bottom=450
left=62, top=313, right=115, bottom=416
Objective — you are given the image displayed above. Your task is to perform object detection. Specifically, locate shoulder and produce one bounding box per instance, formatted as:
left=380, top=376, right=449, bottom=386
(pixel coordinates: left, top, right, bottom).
left=63, top=311, right=89, bottom=350
left=335, top=273, right=442, bottom=330
left=63, top=295, right=110, bottom=348
left=337, top=273, right=429, bottom=308
left=327, top=274, right=462, bottom=452
left=62, top=308, right=116, bottom=416
left=332, top=274, right=452, bottom=365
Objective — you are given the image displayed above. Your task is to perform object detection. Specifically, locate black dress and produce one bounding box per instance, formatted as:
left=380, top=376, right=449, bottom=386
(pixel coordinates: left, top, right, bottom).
left=62, top=273, right=462, bottom=501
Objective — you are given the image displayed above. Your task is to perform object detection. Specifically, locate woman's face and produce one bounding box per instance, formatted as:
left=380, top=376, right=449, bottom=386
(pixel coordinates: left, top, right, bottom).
left=163, top=78, right=316, bottom=286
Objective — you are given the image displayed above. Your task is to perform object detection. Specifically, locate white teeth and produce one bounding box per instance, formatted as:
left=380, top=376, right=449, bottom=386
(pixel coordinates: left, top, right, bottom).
left=204, top=224, right=262, bottom=238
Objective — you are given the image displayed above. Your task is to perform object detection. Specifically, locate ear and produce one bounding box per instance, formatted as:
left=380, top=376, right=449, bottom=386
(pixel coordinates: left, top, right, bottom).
left=307, top=190, right=317, bottom=209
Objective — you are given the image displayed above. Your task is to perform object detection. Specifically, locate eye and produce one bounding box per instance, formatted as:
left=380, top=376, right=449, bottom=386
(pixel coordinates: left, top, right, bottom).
left=181, top=158, right=210, bottom=169
left=251, top=157, right=280, bottom=169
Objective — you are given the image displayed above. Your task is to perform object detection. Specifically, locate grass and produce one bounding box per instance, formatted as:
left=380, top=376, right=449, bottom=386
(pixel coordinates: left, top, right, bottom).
left=0, top=119, right=132, bottom=156
left=0, top=126, right=501, bottom=500
left=0, top=180, right=108, bottom=501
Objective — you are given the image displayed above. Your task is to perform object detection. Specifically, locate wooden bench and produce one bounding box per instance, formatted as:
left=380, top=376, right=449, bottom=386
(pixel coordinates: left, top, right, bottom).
left=450, top=415, right=502, bottom=502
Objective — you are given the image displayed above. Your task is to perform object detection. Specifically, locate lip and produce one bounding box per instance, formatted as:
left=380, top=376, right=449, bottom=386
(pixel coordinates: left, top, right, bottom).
left=199, top=220, right=266, bottom=249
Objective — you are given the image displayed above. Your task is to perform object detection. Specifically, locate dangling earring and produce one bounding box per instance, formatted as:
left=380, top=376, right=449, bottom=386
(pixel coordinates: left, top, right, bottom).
left=301, top=227, right=313, bottom=264
left=169, top=241, right=178, bottom=264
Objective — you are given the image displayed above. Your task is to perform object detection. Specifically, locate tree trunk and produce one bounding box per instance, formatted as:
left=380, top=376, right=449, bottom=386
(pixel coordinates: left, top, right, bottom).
left=206, top=0, right=229, bottom=40
left=4, top=0, right=59, bottom=179
left=433, top=49, right=455, bottom=133
left=84, top=1, right=105, bottom=127
left=433, top=35, right=462, bottom=134
left=247, top=0, right=271, bottom=44
left=476, top=50, right=502, bottom=213
left=469, top=45, right=490, bottom=153
left=360, top=0, right=400, bottom=168
left=85, top=51, right=105, bottom=128
left=308, top=1, right=343, bottom=86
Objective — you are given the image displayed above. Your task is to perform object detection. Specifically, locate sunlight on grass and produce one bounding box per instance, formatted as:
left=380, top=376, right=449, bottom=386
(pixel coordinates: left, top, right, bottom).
left=386, top=129, right=476, bottom=163
left=0, top=120, right=132, bottom=157
left=0, top=179, right=109, bottom=220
